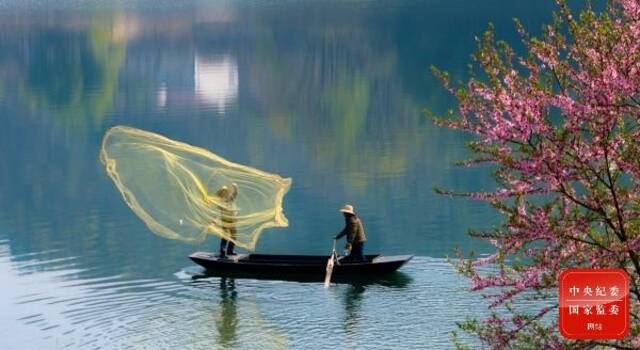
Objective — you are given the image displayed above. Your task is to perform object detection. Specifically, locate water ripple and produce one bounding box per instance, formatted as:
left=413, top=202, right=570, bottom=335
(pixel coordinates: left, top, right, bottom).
left=1, top=252, right=507, bottom=349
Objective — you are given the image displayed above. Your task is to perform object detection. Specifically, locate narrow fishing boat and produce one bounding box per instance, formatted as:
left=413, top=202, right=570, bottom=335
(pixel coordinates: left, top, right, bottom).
left=189, top=252, right=413, bottom=280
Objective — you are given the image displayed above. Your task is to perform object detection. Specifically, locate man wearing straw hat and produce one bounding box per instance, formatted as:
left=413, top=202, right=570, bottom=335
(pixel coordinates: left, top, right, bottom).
left=335, top=204, right=367, bottom=262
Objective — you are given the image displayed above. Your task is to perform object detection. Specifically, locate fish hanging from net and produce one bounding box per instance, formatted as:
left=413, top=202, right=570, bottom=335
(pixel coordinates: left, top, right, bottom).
left=100, top=126, right=292, bottom=250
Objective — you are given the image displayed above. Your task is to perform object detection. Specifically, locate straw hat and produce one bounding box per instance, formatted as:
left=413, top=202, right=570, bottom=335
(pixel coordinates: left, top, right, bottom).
left=216, top=186, right=230, bottom=198
left=339, top=204, right=355, bottom=215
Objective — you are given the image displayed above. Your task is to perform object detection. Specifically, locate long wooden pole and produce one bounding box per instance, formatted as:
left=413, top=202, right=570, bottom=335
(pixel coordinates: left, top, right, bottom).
left=324, top=239, right=337, bottom=288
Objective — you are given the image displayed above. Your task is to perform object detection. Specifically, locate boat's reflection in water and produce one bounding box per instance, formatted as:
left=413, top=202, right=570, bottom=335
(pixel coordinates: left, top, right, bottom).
left=191, top=268, right=413, bottom=287
left=198, top=271, right=411, bottom=331
left=188, top=270, right=412, bottom=347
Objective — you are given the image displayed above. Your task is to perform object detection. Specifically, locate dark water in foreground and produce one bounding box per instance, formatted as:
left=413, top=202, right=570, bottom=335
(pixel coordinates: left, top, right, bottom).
left=0, top=0, right=558, bottom=348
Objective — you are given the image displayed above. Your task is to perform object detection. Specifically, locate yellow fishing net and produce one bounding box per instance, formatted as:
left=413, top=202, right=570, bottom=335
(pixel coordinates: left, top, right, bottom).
left=100, top=126, right=292, bottom=250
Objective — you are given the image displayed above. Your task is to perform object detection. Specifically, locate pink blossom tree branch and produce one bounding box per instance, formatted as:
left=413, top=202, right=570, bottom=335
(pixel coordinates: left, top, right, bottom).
left=434, top=0, right=640, bottom=348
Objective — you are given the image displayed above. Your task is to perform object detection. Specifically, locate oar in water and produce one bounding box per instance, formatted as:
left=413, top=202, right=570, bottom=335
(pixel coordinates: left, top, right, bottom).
left=324, top=239, right=338, bottom=288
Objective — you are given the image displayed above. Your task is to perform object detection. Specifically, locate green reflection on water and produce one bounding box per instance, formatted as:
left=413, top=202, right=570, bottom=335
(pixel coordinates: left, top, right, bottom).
left=21, top=15, right=125, bottom=126
left=247, top=18, right=425, bottom=193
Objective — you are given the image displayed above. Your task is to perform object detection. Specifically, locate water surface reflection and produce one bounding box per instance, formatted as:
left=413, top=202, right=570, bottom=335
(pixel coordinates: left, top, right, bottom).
left=2, top=247, right=487, bottom=348
left=217, top=277, right=238, bottom=347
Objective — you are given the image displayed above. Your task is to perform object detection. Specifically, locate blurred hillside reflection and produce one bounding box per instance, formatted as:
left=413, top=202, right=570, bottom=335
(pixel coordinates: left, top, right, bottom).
left=0, top=1, right=557, bottom=261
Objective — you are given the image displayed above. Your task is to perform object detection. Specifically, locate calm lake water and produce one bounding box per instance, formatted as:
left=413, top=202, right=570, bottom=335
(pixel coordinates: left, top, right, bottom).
left=0, top=1, right=558, bottom=348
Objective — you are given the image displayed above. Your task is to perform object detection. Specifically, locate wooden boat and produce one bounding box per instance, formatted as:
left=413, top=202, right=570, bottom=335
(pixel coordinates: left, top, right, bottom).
left=189, top=252, right=413, bottom=280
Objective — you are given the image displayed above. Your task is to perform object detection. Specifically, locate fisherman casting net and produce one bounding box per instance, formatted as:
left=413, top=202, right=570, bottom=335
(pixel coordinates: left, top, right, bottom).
left=100, top=126, right=292, bottom=250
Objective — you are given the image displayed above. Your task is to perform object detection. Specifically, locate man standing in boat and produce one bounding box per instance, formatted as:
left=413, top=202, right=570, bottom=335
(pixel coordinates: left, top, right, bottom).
left=335, top=204, right=367, bottom=262
left=216, top=183, right=239, bottom=258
